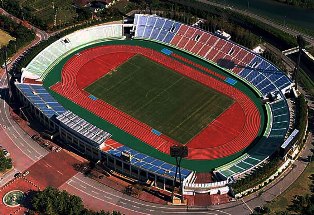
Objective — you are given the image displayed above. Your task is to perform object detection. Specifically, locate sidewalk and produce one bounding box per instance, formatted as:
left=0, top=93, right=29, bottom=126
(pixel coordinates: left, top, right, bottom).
left=211, top=132, right=313, bottom=214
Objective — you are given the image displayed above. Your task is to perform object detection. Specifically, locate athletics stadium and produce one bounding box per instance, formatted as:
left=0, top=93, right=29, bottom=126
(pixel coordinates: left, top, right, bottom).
left=15, top=14, right=293, bottom=195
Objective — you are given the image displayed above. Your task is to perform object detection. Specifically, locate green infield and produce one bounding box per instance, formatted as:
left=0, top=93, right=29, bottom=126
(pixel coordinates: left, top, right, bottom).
left=85, top=54, right=234, bottom=144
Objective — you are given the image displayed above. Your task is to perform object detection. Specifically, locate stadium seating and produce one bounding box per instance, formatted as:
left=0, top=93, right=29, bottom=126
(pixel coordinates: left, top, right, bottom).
left=106, top=145, right=192, bottom=179
left=16, top=83, right=66, bottom=118
left=133, top=14, right=292, bottom=96
left=134, top=15, right=292, bottom=180
left=19, top=18, right=293, bottom=187
left=22, top=24, right=124, bottom=81
left=134, top=15, right=182, bottom=44
left=215, top=99, right=290, bottom=179
left=133, top=15, right=292, bottom=179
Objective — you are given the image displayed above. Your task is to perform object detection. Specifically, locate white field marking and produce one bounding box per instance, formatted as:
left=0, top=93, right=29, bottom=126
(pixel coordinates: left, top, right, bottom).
left=3, top=95, right=46, bottom=158
left=163, top=212, right=218, bottom=214
left=80, top=184, right=86, bottom=189
left=57, top=170, right=63, bottom=175
left=2, top=128, right=36, bottom=162
left=91, top=190, right=99, bottom=194
left=66, top=181, right=148, bottom=214
left=72, top=174, right=230, bottom=214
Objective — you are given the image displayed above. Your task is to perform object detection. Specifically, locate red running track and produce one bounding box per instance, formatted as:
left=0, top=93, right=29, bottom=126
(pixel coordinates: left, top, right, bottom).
left=51, top=45, right=261, bottom=160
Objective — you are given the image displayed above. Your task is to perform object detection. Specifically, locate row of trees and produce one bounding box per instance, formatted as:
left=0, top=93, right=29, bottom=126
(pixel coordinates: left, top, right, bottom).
left=231, top=157, right=281, bottom=194
left=147, top=1, right=260, bottom=49
left=0, top=14, right=35, bottom=65
left=261, top=50, right=286, bottom=72
left=252, top=173, right=314, bottom=214
left=274, top=0, right=314, bottom=9
left=0, top=150, right=12, bottom=172
left=1, top=0, right=48, bottom=30
left=294, top=94, right=309, bottom=144
left=27, top=187, right=121, bottom=215
left=1, top=0, right=122, bottom=31
left=163, top=0, right=298, bottom=50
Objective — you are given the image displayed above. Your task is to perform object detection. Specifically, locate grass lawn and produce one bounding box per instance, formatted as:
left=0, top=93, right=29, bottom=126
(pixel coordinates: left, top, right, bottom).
left=0, top=29, right=14, bottom=47
left=267, top=160, right=314, bottom=213
left=85, top=54, right=233, bottom=144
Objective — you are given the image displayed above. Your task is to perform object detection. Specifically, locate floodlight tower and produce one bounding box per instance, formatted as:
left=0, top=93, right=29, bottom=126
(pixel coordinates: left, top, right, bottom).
left=170, top=145, right=188, bottom=204
left=294, top=35, right=305, bottom=90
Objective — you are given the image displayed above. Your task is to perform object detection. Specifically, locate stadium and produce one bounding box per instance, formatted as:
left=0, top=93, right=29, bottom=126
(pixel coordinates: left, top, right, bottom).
left=15, top=14, right=294, bottom=196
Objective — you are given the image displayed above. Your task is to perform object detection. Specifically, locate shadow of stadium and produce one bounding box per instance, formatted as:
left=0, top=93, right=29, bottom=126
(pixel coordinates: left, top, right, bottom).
left=216, top=58, right=286, bottom=75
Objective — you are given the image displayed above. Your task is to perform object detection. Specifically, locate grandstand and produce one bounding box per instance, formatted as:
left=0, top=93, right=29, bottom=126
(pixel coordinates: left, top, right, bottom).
left=21, top=24, right=124, bottom=81
left=15, top=14, right=294, bottom=195
left=133, top=14, right=292, bottom=96
left=133, top=14, right=292, bottom=182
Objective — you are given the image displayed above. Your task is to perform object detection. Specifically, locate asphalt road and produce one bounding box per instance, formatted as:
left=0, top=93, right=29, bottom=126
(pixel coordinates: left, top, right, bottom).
left=63, top=173, right=232, bottom=215
left=0, top=8, right=49, bottom=41
left=0, top=73, right=48, bottom=187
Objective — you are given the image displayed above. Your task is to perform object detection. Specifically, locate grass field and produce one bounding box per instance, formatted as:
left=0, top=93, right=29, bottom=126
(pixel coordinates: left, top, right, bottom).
left=85, top=54, right=234, bottom=144
left=0, top=29, right=14, bottom=47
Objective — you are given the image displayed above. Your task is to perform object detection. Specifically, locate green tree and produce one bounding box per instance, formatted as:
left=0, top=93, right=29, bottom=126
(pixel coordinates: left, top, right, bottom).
left=30, top=187, right=120, bottom=215
left=0, top=150, right=12, bottom=172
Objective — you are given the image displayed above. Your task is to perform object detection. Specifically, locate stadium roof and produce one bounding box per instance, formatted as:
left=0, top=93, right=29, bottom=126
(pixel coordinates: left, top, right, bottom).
left=16, top=84, right=66, bottom=118
left=57, top=111, right=111, bottom=147
left=107, top=145, right=192, bottom=180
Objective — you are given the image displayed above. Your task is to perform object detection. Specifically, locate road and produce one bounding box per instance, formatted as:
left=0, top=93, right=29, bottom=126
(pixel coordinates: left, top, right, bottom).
left=61, top=173, right=232, bottom=215
left=195, top=0, right=314, bottom=46
left=0, top=73, right=48, bottom=187
left=0, top=8, right=49, bottom=40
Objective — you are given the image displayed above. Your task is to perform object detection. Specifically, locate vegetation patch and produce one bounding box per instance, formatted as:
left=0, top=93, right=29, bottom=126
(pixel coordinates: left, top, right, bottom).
left=0, top=29, right=14, bottom=47
left=231, top=157, right=281, bottom=194
left=3, top=190, right=24, bottom=207
left=28, top=186, right=121, bottom=215
left=0, top=150, right=12, bottom=172
left=266, top=161, right=314, bottom=214
left=0, top=15, right=35, bottom=65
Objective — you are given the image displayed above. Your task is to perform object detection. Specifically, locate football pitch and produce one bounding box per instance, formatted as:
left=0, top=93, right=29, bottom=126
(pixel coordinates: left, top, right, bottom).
left=85, top=55, right=234, bottom=144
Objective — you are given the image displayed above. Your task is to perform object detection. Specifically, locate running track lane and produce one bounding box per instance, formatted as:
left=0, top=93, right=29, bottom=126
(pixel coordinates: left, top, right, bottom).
left=51, top=45, right=261, bottom=160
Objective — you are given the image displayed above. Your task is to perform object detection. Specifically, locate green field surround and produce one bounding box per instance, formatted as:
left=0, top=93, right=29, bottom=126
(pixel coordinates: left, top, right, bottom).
left=43, top=39, right=266, bottom=172
left=85, top=55, right=233, bottom=144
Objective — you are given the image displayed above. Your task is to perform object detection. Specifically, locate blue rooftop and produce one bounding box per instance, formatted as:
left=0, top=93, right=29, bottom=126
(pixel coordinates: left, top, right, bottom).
left=16, top=84, right=66, bottom=118
left=107, top=145, right=192, bottom=179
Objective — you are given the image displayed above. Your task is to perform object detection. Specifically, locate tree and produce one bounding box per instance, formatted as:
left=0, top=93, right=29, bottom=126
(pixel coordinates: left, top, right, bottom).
left=30, top=187, right=121, bottom=215
left=0, top=150, right=12, bottom=172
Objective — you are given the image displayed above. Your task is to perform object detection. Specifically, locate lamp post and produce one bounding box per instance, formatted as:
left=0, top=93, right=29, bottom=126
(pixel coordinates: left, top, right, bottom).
left=170, top=145, right=188, bottom=204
